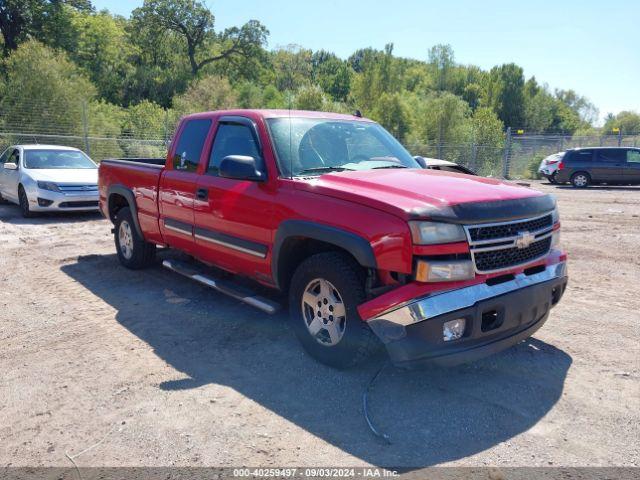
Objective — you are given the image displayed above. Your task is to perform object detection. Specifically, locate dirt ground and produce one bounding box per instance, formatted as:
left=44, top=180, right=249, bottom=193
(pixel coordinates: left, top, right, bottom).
left=1, top=181, right=638, bottom=469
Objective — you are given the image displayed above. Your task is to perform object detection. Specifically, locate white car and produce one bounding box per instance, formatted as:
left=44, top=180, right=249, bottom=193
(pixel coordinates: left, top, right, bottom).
left=538, top=152, right=565, bottom=184
left=0, top=145, right=99, bottom=217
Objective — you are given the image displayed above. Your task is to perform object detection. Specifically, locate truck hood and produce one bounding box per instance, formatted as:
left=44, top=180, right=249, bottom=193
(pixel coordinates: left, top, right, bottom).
left=294, top=169, right=555, bottom=223
left=26, top=168, right=98, bottom=184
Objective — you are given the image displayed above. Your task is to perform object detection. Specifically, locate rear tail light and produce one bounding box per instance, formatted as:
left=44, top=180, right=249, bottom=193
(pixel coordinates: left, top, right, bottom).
left=557, top=161, right=564, bottom=170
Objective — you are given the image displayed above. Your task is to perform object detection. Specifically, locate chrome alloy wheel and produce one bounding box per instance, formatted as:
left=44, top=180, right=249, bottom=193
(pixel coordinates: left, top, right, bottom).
left=118, top=220, right=134, bottom=260
left=301, top=278, right=347, bottom=346
left=573, top=174, right=588, bottom=187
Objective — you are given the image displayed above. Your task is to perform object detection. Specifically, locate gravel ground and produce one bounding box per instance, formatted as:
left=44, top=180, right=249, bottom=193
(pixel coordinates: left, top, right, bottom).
left=1, top=181, right=638, bottom=469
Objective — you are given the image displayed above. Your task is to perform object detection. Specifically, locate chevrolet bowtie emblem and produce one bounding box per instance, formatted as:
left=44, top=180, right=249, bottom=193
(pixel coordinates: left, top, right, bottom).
left=515, top=231, right=535, bottom=249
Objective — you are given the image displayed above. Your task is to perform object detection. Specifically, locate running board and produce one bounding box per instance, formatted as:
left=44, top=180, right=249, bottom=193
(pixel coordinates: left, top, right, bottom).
left=162, top=259, right=280, bottom=314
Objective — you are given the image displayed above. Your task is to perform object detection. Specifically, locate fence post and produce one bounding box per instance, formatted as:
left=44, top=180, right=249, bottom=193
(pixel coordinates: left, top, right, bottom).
left=164, top=110, right=170, bottom=147
left=471, top=143, right=477, bottom=172
left=437, top=120, right=444, bottom=159
left=81, top=101, right=90, bottom=156
left=502, top=127, right=512, bottom=179
left=618, top=128, right=623, bottom=147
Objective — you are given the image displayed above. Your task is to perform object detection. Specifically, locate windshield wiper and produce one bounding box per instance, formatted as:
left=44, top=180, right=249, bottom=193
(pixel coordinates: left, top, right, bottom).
left=297, top=166, right=355, bottom=175
left=370, top=165, right=408, bottom=169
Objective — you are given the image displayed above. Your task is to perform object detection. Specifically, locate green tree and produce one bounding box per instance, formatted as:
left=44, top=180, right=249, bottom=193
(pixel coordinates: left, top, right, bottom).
left=409, top=92, right=472, bottom=146
left=262, top=85, right=285, bottom=108
left=0, top=40, right=95, bottom=134
left=525, top=90, right=555, bottom=132
left=173, top=75, right=238, bottom=115
left=271, top=45, right=313, bottom=92
left=428, top=44, right=455, bottom=91
left=0, top=0, right=91, bottom=55
left=372, top=92, right=410, bottom=141
left=67, top=10, right=135, bottom=104
left=471, top=107, right=504, bottom=146
left=484, top=63, right=525, bottom=128
left=294, top=84, right=327, bottom=111
left=235, top=81, right=263, bottom=108
left=603, top=111, right=640, bottom=134
left=350, top=44, right=399, bottom=113
left=131, top=0, right=268, bottom=76
left=121, top=100, right=167, bottom=139
left=311, top=50, right=352, bottom=101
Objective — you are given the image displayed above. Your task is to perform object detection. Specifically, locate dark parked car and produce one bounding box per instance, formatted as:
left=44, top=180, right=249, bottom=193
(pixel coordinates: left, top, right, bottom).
left=555, top=147, right=640, bottom=187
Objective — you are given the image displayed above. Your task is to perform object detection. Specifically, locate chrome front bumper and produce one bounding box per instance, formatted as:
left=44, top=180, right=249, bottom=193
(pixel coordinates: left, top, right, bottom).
left=368, top=262, right=568, bottom=367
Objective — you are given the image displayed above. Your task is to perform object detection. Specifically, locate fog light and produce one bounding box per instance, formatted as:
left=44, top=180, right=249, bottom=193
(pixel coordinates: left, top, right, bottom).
left=443, top=318, right=466, bottom=342
left=416, top=260, right=474, bottom=282
left=37, top=198, right=53, bottom=207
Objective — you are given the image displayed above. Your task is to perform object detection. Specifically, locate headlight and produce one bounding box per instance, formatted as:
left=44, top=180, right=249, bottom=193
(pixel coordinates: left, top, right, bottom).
left=409, top=221, right=466, bottom=245
left=551, top=207, right=560, bottom=224
left=37, top=181, right=61, bottom=192
left=415, top=259, right=475, bottom=282
left=551, top=230, right=561, bottom=248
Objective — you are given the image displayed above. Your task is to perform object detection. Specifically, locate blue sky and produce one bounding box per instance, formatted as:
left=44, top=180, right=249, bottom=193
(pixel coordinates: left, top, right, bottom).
left=93, top=0, right=639, bottom=124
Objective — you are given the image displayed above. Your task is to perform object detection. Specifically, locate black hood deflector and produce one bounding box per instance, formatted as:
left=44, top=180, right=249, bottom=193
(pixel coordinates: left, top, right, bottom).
left=408, top=194, right=556, bottom=224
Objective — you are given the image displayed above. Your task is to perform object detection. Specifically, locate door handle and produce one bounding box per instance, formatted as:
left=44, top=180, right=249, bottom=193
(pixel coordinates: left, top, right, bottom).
left=196, top=188, right=208, bottom=200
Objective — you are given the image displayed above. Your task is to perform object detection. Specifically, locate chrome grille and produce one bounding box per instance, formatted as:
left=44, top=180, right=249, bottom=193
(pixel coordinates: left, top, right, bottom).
left=464, top=214, right=554, bottom=273
left=467, top=214, right=553, bottom=242
left=57, top=184, right=98, bottom=194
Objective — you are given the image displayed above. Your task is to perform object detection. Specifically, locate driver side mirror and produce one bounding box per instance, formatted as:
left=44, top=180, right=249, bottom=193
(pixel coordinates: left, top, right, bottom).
left=219, top=155, right=265, bottom=182
left=413, top=155, right=428, bottom=168
left=413, top=156, right=428, bottom=169
left=3, top=162, right=18, bottom=170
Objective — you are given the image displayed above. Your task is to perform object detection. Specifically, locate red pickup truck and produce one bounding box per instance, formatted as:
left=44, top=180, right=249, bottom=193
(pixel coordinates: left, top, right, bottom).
left=99, top=109, right=567, bottom=369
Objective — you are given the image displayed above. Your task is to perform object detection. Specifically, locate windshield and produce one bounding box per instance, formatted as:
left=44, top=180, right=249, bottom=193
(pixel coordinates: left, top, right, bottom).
left=24, top=149, right=96, bottom=169
left=266, top=118, right=419, bottom=177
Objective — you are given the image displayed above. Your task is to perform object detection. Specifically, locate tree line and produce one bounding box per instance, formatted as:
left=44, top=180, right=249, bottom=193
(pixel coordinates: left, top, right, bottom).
left=0, top=0, right=638, bottom=152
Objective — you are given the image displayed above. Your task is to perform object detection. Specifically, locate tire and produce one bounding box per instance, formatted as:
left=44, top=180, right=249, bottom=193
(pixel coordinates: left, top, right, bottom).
left=114, top=207, right=156, bottom=269
left=570, top=172, right=590, bottom=188
left=18, top=185, right=35, bottom=218
left=548, top=173, right=558, bottom=184
left=288, top=252, right=379, bottom=369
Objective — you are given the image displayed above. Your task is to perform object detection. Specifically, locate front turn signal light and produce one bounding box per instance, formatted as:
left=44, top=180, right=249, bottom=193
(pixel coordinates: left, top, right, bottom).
left=415, top=260, right=475, bottom=282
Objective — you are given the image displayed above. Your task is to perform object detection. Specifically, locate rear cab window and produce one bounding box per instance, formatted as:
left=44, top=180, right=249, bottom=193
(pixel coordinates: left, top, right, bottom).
left=172, top=119, right=212, bottom=172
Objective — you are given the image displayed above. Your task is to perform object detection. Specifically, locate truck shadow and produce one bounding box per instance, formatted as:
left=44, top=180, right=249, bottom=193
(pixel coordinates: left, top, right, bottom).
left=61, top=253, right=572, bottom=468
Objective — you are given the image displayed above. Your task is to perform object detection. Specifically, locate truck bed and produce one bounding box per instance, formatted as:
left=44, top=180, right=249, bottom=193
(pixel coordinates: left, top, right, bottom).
left=99, top=158, right=166, bottom=244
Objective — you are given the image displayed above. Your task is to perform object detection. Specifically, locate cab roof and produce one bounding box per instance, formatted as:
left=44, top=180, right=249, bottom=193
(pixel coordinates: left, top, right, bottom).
left=182, top=109, right=374, bottom=122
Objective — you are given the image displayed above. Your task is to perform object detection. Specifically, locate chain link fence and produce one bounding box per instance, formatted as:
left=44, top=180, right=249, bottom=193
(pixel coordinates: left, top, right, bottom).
left=1, top=101, right=638, bottom=179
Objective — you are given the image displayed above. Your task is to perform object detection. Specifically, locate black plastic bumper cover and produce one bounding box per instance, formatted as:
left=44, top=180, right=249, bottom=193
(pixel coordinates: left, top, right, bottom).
left=380, top=275, right=568, bottom=368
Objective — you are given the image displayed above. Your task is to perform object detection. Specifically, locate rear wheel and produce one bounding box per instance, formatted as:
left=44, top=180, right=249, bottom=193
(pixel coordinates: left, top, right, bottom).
left=114, top=207, right=156, bottom=269
left=571, top=172, right=590, bottom=188
left=288, top=252, right=379, bottom=369
left=548, top=172, right=558, bottom=184
left=18, top=185, right=35, bottom=218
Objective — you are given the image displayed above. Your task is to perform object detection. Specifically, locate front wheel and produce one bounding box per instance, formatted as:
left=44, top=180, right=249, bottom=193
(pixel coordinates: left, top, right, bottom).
left=114, top=207, right=156, bottom=269
left=19, top=186, right=35, bottom=218
left=288, top=252, right=379, bottom=369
